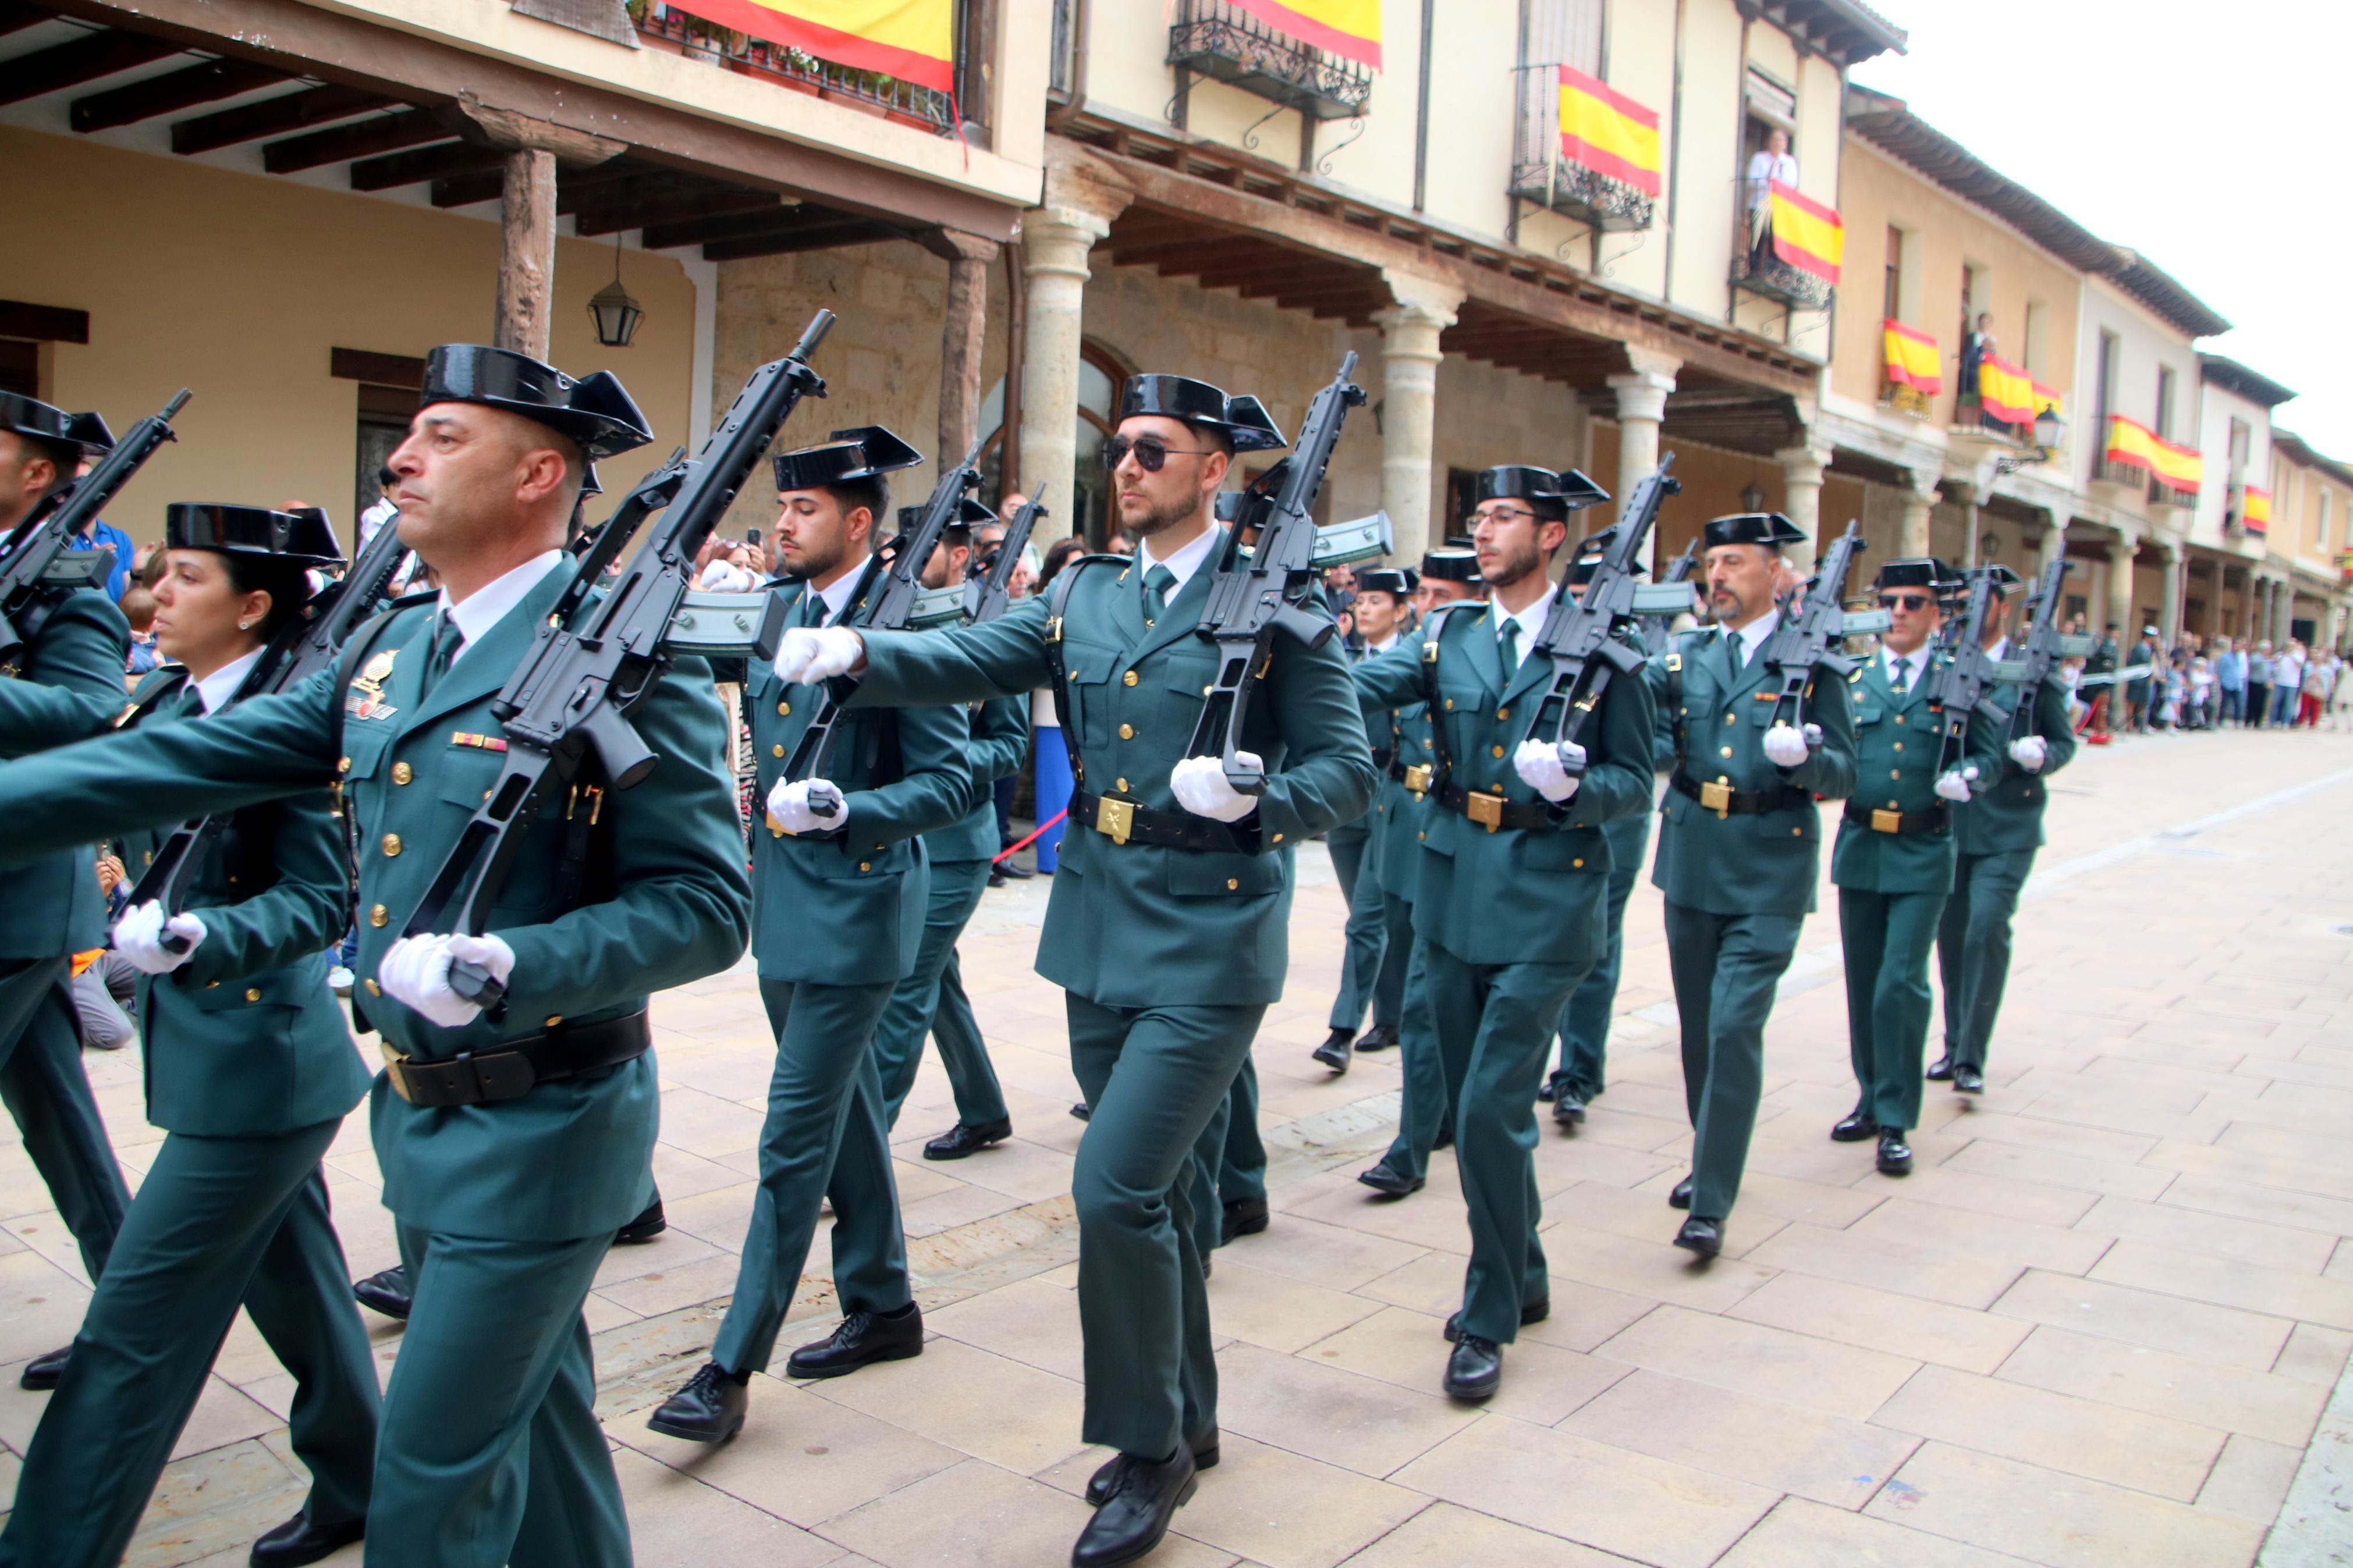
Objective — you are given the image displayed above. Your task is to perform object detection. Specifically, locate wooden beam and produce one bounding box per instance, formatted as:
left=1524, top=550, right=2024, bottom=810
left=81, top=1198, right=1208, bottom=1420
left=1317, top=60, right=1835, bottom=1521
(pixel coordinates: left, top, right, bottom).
left=0, top=29, right=179, bottom=106
left=573, top=187, right=779, bottom=237
left=262, top=105, right=448, bottom=173
left=347, top=138, right=499, bottom=191
left=641, top=203, right=833, bottom=250
left=329, top=346, right=424, bottom=387
left=0, top=1, right=55, bottom=37
left=0, top=299, right=90, bottom=343
left=702, top=218, right=902, bottom=262
left=428, top=168, right=503, bottom=208
left=70, top=54, right=281, bottom=130
left=171, top=81, right=391, bottom=154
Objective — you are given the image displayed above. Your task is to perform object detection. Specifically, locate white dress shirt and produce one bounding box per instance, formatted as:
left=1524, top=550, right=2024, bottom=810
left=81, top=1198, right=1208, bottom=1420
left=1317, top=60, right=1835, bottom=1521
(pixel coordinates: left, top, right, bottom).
left=1720, top=608, right=1780, bottom=668
left=191, top=648, right=264, bottom=714
left=436, top=550, right=570, bottom=654
left=801, top=561, right=865, bottom=625
left=1488, top=592, right=1550, bottom=669
left=1364, top=632, right=1399, bottom=656
left=1138, top=523, right=1222, bottom=597
left=1745, top=150, right=1798, bottom=209
left=1882, top=645, right=1928, bottom=692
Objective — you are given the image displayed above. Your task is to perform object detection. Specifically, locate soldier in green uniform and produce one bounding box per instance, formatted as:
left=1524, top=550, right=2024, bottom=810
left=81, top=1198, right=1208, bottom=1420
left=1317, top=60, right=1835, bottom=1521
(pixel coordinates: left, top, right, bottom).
left=1831, top=558, right=2001, bottom=1176
left=1348, top=468, right=1654, bottom=1401
left=1648, top=513, right=1856, bottom=1257
left=650, top=430, right=970, bottom=1446
left=0, top=505, right=379, bottom=1568
left=0, top=347, right=751, bottom=1567
left=1932, top=591, right=2073, bottom=1094
left=768, top=372, right=1375, bottom=1568
left=0, top=396, right=134, bottom=1388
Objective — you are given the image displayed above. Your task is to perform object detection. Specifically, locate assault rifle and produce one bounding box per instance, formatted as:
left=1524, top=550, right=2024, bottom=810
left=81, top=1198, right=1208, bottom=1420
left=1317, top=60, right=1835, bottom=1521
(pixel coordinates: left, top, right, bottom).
left=1922, top=563, right=2007, bottom=777
left=135, top=512, right=414, bottom=947
left=1755, top=519, right=1870, bottom=733
left=0, top=389, right=189, bottom=670
left=2000, top=557, right=2089, bottom=745
left=406, top=310, right=836, bottom=1005
left=1187, top=351, right=1367, bottom=793
left=1521, top=454, right=1680, bottom=776
left=1642, top=538, right=1700, bottom=646
left=966, top=485, right=1046, bottom=626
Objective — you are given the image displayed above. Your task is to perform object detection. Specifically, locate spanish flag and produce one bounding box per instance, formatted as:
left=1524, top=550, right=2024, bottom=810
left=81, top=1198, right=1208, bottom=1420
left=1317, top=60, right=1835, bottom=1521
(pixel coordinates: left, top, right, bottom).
left=2104, top=415, right=2158, bottom=472
left=669, top=0, right=954, bottom=91
left=2149, top=433, right=2203, bottom=494
left=1231, top=0, right=1381, bottom=69
left=1882, top=321, right=1941, bottom=394
left=2244, top=485, right=2273, bottom=534
left=1977, top=355, right=2037, bottom=425
left=1557, top=67, right=1660, bottom=196
left=1768, top=181, right=1843, bottom=283
left=2031, top=382, right=2062, bottom=421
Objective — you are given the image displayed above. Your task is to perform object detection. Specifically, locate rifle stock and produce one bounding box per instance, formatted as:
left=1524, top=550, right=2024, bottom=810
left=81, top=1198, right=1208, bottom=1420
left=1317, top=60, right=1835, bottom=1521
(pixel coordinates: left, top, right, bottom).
left=965, top=485, right=1046, bottom=625
left=1757, top=519, right=1868, bottom=733
left=2007, top=557, right=2076, bottom=746
left=1924, top=567, right=2001, bottom=776
left=1522, top=454, right=1680, bottom=776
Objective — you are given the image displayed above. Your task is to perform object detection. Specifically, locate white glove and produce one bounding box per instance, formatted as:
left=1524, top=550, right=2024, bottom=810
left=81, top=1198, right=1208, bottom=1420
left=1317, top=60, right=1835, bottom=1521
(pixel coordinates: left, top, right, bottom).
left=1935, top=765, right=1980, bottom=803
left=378, top=932, right=515, bottom=1029
left=766, top=777, right=845, bottom=835
left=2008, top=735, right=2048, bottom=773
left=772, top=626, right=865, bottom=686
left=1513, top=738, right=1582, bottom=803
left=111, top=899, right=205, bottom=975
left=1762, top=723, right=1811, bottom=767
left=1171, top=753, right=1261, bottom=823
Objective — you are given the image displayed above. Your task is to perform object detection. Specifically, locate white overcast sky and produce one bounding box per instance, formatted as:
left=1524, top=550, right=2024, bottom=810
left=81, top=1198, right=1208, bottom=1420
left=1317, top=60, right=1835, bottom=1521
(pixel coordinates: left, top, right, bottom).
left=1850, top=1, right=2353, bottom=457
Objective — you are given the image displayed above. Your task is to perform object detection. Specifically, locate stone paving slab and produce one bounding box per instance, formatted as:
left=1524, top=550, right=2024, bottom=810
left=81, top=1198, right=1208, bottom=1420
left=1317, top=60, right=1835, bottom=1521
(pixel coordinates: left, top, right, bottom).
left=3, top=727, right=2352, bottom=1565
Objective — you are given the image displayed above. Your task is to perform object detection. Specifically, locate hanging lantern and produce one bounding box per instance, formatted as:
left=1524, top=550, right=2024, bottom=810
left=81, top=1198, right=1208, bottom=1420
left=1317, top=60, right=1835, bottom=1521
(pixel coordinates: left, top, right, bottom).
left=588, top=236, right=643, bottom=348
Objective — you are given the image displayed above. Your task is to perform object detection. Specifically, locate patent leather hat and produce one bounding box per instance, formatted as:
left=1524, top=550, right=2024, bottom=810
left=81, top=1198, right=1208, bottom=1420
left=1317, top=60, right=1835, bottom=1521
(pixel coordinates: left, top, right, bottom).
left=418, top=345, right=651, bottom=460
left=1474, top=465, right=1609, bottom=520
left=0, top=393, right=112, bottom=453
left=165, top=503, right=344, bottom=566
left=773, top=425, right=924, bottom=493
left=1116, top=374, right=1287, bottom=453
left=1353, top=567, right=1411, bottom=596
left=1702, top=511, right=1809, bottom=550
left=1421, top=547, right=1483, bottom=583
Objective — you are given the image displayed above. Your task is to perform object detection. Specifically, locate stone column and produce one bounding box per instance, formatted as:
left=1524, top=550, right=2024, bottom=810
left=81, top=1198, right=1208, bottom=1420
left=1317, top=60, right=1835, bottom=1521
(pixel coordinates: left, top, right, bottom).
left=1017, top=204, right=1114, bottom=546
left=2106, top=535, right=2138, bottom=637
left=1774, top=442, right=1832, bottom=577
left=920, top=230, right=1002, bottom=463
left=2159, top=543, right=2184, bottom=648
left=1371, top=269, right=1465, bottom=567
left=496, top=149, right=558, bottom=358
left=1605, top=347, right=1679, bottom=571
left=2272, top=576, right=2294, bottom=644
left=2036, top=518, right=2068, bottom=585
left=1899, top=468, right=1940, bottom=559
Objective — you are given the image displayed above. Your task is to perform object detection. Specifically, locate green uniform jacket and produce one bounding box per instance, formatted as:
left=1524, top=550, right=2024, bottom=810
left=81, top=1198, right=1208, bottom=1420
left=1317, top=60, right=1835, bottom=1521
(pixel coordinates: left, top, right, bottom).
left=847, top=553, right=1376, bottom=1007
left=1357, top=643, right=1435, bottom=899
left=1646, top=625, right=1858, bottom=918
left=1830, top=651, right=2006, bottom=894
left=1952, top=672, right=2075, bottom=855
left=0, top=563, right=750, bottom=1240
left=0, top=582, right=129, bottom=957
left=1328, top=642, right=1393, bottom=851
left=926, top=694, right=1030, bottom=865
left=1352, top=597, right=1656, bottom=968
left=111, top=670, right=371, bottom=1136
left=750, top=582, right=971, bottom=986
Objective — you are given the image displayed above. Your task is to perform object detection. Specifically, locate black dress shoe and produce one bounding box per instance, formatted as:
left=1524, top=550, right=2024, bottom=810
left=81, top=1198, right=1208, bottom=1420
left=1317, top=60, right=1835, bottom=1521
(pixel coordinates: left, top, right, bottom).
left=987, top=869, right=1008, bottom=888
left=1312, top=1027, right=1353, bottom=1072
left=1669, top=1175, right=1694, bottom=1211
left=1086, top=1430, right=1219, bottom=1505
left=1831, top=1111, right=1881, bottom=1143
left=250, top=1512, right=365, bottom=1567
left=1876, top=1131, right=1914, bottom=1176
left=785, top=1304, right=924, bottom=1379
left=1442, top=1297, right=1548, bottom=1342
left=1220, top=1194, right=1269, bottom=1245
left=1552, top=1089, right=1587, bottom=1127
left=1357, top=1162, right=1424, bottom=1199
left=1953, top=1064, right=1985, bottom=1094
left=996, top=859, right=1034, bottom=879
left=1432, top=1121, right=1456, bottom=1150
left=1071, top=1445, right=1197, bottom=1567
left=1673, top=1217, right=1723, bottom=1257
left=352, top=1266, right=412, bottom=1321
left=18, top=1345, right=68, bottom=1391
left=1352, top=1022, right=1397, bottom=1053
left=924, top=1118, right=1013, bottom=1160
left=1070, top=1102, right=1092, bottom=1122
left=1536, top=1071, right=1560, bottom=1103
left=1925, top=1054, right=1954, bottom=1082
left=645, top=1361, right=748, bottom=1442
left=616, top=1196, right=667, bottom=1245
left=1442, top=1334, right=1502, bottom=1400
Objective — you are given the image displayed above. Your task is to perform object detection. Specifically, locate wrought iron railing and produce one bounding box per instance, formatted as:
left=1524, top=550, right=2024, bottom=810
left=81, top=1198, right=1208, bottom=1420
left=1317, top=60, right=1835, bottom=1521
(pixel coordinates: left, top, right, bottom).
left=1729, top=248, right=1832, bottom=312
left=1509, top=63, right=1652, bottom=232
left=634, top=2, right=959, bottom=134
left=2090, top=454, right=2149, bottom=489
left=1167, top=0, right=1372, bottom=121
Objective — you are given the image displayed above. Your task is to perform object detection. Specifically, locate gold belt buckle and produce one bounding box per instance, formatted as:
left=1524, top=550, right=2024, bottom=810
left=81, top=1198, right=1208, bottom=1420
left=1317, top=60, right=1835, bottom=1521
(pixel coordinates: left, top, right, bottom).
left=379, top=1043, right=414, bottom=1103
left=1403, top=763, right=1432, bottom=797
left=1095, top=797, right=1134, bottom=845
left=1698, top=779, right=1733, bottom=818
left=1467, top=790, right=1504, bottom=832
left=1872, top=808, right=1903, bottom=834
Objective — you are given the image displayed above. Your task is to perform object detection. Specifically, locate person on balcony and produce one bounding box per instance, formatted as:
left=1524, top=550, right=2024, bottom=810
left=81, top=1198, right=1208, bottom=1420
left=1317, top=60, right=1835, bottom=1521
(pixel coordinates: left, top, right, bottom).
left=1744, top=127, right=1797, bottom=269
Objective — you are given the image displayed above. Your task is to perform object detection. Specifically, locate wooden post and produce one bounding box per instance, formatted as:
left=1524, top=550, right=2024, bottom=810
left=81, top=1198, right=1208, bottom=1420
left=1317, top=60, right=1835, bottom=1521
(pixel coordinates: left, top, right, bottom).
left=921, top=229, right=1002, bottom=463
left=496, top=148, right=558, bottom=359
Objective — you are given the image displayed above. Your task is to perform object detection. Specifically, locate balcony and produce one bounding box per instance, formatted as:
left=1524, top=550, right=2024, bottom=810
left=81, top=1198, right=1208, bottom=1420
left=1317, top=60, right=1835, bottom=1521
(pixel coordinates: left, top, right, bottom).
left=1509, top=66, right=1657, bottom=232
left=1730, top=250, right=1833, bottom=311
left=1167, top=0, right=1374, bottom=122
left=634, top=2, right=960, bottom=136
left=2091, top=454, right=2149, bottom=493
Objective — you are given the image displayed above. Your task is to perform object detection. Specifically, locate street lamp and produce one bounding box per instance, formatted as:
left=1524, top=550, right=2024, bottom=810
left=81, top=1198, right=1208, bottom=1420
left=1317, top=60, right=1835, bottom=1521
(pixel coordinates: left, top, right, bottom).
left=588, top=236, right=644, bottom=349
left=1996, top=403, right=2066, bottom=476
left=1740, top=479, right=1768, bottom=513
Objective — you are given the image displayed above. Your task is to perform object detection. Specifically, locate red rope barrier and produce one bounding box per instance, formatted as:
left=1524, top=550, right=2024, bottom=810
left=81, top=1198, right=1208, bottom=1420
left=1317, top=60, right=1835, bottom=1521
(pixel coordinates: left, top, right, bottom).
left=993, top=809, right=1069, bottom=863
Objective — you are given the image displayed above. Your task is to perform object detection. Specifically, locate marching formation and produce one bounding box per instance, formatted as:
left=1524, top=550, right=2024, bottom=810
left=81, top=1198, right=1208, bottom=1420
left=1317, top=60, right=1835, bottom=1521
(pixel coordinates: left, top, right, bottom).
left=0, top=317, right=2076, bottom=1567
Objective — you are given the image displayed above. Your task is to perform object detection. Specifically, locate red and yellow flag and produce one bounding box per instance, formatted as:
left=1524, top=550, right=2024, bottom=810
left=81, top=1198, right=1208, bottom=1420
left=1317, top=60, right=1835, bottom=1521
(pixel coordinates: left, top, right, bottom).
left=1231, top=0, right=1381, bottom=69
left=2104, top=415, right=2158, bottom=472
left=2243, top=485, right=2273, bottom=534
left=670, top=0, right=954, bottom=91
left=1977, top=355, right=2037, bottom=424
left=1882, top=321, right=1941, bottom=393
left=2149, top=432, right=2203, bottom=494
left=2031, top=381, right=2062, bottom=421
left=1557, top=67, right=1660, bottom=195
left=1769, top=181, right=1843, bottom=283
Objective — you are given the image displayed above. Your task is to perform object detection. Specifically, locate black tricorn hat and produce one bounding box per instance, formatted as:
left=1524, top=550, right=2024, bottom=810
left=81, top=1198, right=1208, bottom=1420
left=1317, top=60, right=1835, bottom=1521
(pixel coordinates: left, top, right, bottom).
left=1875, top=556, right=1952, bottom=591
left=1475, top=465, right=1610, bottom=519
left=1975, top=563, right=2024, bottom=591
left=773, top=425, right=925, bottom=493
left=1116, top=374, right=1287, bottom=453
left=1567, top=523, right=1646, bottom=586
left=418, top=346, right=650, bottom=461
left=0, top=393, right=112, bottom=453
left=580, top=463, right=602, bottom=498
left=1702, top=512, right=1809, bottom=550
left=1421, top=547, right=1484, bottom=583
left=894, top=496, right=998, bottom=535
left=1353, top=567, right=1411, bottom=597
left=165, top=503, right=344, bottom=567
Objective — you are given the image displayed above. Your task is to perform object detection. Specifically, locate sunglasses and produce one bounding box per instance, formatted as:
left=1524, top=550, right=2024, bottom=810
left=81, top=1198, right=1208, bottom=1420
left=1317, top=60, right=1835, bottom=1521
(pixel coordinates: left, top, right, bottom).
left=1878, top=592, right=1933, bottom=610
left=1101, top=435, right=1216, bottom=473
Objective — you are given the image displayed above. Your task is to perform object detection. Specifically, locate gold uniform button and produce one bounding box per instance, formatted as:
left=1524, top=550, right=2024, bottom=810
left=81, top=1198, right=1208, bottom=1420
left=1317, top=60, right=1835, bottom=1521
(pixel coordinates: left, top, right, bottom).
left=365, top=979, right=381, bottom=997
left=1573, top=858, right=1584, bottom=869
left=1890, top=769, right=1901, bottom=779
left=777, top=701, right=790, bottom=716
left=858, top=861, right=871, bottom=872
left=1445, top=699, right=1455, bottom=709
left=1490, top=745, right=1505, bottom=759
left=1418, top=830, right=1426, bottom=841
left=1123, top=671, right=1138, bottom=687
left=1226, top=878, right=1239, bottom=890
left=1271, top=833, right=1283, bottom=844
left=1119, top=723, right=1134, bottom=739
left=381, top=834, right=402, bottom=857
left=368, top=904, right=389, bottom=927
left=245, top=987, right=261, bottom=1002
left=205, top=980, right=219, bottom=989
left=1496, top=706, right=1510, bottom=720
left=1894, top=715, right=1905, bottom=726
left=545, top=1015, right=564, bottom=1028
left=772, top=744, right=785, bottom=758
left=1893, top=742, right=1903, bottom=752
left=391, top=762, right=413, bottom=785
left=1725, top=714, right=1735, bottom=726
left=1720, top=745, right=1734, bottom=758
left=1793, top=826, right=1804, bottom=836
left=1115, top=778, right=1129, bottom=792
left=337, top=756, right=352, bottom=774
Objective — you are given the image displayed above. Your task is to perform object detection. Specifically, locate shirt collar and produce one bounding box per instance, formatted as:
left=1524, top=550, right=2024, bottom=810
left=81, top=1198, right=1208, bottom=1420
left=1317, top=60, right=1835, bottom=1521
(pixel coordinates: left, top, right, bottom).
left=1365, top=632, right=1399, bottom=655
left=810, top=563, right=864, bottom=624
left=1884, top=644, right=1923, bottom=680
left=191, top=648, right=264, bottom=714
left=1488, top=588, right=1550, bottom=652
left=1723, top=607, right=1780, bottom=663
left=1138, top=524, right=1221, bottom=596
left=438, top=550, right=569, bottom=650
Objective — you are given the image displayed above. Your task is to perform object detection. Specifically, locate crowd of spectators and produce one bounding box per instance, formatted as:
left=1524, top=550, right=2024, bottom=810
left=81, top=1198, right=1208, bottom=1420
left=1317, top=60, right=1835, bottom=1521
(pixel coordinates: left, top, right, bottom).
left=2063, top=618, right=2344, bottom=738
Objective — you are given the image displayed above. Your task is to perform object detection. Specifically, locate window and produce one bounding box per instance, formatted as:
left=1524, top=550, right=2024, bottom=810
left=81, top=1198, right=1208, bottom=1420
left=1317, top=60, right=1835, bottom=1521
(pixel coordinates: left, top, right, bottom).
left=2322, top=490, right=2334, bottom=549
left=2229, top=418, right=2251, bottom=477
left=1524, top=0, right=1603, bottom=74
left=2093, top=331, right=2118, bottom=430
left=2023, top=300, right=2047, bottom=377
left=1883, top=226, right=1903, bottom=323
left=2155, top=365, right=2177, bottom=440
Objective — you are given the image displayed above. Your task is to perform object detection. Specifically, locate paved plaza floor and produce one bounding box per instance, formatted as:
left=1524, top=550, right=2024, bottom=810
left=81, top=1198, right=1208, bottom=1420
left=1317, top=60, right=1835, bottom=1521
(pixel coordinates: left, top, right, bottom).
left=6, top=726, right=2353, bottom=1566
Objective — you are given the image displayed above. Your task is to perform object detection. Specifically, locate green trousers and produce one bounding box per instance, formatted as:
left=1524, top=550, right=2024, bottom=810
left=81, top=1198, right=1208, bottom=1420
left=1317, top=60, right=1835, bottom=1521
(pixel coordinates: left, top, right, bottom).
left=0, top=958, right=127, bottom=1279
left=371, top=1225, right=624, bottom=1567
left=1550, top=811, right=1651, bottom=1099
left=0, top=1118, right=376, bottom=1568
left=1066, top=994, right=1263, bottom=1458
left=1663, top=901, right=1803, bottom=1221
left=1326, top=830, right=1405, bottom=1033
left=1186, top=1056, right=1265, bottom=1258
left=714, top=979, right=910, bottom=1375
left=873, top=856, right=1009, bottom=1130
left=1840, top=886, right=1947, bottom=1133
left=1379, top=929, right=1447, bottom=1181
left=1936, top=847, right=2033, bottom=1072
left=1419, top=940, right=1581, bottom=1342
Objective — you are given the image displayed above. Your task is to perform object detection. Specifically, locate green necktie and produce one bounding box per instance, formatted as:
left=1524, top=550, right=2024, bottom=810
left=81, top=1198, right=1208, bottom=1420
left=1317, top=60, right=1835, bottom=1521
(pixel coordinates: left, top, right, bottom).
left=1143, top=564, right=1176, bottom=620
left=419, top=613, right=462, bottom=697
left=1890, top=655, right=1910, bottom=694
left=1498, top=617, right=1520, bottom=672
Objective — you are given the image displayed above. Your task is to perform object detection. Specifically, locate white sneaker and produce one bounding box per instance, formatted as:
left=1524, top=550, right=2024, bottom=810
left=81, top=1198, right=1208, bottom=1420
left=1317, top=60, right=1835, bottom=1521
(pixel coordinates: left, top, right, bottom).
left=328, top=966, right=355, bottom=997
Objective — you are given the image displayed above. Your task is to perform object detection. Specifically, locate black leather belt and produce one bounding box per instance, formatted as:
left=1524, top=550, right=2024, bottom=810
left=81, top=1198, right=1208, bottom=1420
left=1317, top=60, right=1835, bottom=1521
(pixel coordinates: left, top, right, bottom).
left=1073, top=791, right=1256, bottom=853
left=1842, top=802, right=1950, bottom=836
left=1670, top=771, right=1815, bottom=817
left=1387, top=756, right=1435, bottom=794
left=381, top=1010, right=652, bottom=1108
left=1370, top=745, right=1395, bottom=772
left=1436, top=781, right=1554, bottom=833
